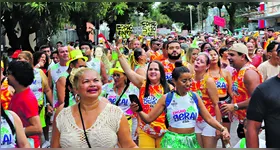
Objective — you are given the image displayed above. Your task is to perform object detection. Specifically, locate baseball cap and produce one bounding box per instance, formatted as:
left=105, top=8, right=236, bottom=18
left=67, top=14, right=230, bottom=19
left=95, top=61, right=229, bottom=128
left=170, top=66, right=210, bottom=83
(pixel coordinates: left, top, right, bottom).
left=268, top=28, right=274, bottom=32
left=229, top=43, right=252, bottom=62
left=11, top=50, right=22, bottom=59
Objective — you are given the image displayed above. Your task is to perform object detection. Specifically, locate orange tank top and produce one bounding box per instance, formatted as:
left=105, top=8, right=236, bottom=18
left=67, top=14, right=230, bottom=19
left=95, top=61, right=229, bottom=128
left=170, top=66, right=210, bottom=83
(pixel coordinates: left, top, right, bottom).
left=232, top=63, right=263, bottom=121
left=1, top=78, right=13, bottom=110
left=161, top=59, right=189, bottom=81
left=139, top=81, right=167, bottom=137
left=190, top=74, right=215, bottom=122
left=208, top=69, right=228, bottom=96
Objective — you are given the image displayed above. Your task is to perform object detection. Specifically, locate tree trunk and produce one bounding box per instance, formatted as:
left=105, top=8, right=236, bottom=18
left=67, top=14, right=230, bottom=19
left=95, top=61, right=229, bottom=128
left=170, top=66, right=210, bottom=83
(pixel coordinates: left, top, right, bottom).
left=225, top=3, right=237, bottom=32
left=20, top=22, right=33, bottom=52
left=76, top=19, right=88, bottom=43
left=3, top=12, right=20, bottom=51
left=108, top=20, right=116, bottom=42
left=229, top=14, right=235, bottom=33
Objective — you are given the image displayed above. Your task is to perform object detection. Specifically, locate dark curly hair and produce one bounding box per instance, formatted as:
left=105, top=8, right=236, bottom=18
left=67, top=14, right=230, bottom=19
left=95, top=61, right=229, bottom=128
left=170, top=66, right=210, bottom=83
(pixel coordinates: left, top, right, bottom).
left=7, top=61, right=34, bottom=87
left=33, top=51, right=49, bottom=70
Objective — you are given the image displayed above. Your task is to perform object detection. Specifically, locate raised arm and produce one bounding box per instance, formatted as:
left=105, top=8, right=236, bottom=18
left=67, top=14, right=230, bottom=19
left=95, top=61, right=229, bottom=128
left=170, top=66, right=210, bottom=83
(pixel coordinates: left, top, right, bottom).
left=116, top=47, right=145, bottom=89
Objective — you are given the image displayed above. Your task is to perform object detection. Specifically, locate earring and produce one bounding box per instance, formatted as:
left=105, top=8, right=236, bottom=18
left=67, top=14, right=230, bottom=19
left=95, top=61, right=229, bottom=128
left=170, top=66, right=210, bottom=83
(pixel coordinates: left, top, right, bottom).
left=75, top=94, right=81, bottom=102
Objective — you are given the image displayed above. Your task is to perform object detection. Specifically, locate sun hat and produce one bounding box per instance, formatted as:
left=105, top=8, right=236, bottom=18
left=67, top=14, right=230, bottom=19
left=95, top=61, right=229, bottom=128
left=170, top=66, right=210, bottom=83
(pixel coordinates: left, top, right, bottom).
left=229, top=43, right=252, bottom=62
left=66, top=49, right=88, bottom=66
left=109, top=61, right=124, bottom=75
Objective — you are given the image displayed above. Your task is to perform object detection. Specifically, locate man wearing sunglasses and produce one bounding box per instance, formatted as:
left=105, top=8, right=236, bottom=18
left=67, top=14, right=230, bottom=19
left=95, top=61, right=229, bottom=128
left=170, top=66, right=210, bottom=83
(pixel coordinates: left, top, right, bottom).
left=147, top=39, right=162, bottom=61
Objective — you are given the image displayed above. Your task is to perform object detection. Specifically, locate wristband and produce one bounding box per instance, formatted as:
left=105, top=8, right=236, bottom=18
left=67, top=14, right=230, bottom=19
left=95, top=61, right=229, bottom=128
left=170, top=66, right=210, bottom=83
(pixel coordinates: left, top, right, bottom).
left=220, top=126, right=226, bottom=132
left=118, top=54, right=124, bottom=58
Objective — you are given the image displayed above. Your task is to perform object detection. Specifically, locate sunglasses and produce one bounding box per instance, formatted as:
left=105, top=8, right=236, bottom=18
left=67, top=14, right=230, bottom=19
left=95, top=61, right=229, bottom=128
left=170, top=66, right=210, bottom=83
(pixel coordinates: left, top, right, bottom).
left=112, top=73, right=121, bottom=78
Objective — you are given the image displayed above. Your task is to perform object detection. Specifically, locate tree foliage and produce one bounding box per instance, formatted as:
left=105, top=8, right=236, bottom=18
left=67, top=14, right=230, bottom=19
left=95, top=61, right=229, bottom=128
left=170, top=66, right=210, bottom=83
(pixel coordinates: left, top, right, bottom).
left=1, top=2, right=85, bottom=51
left=201, top=2, right=259, bottom=32
left=159, top=2, right=201, bottom=30
left=103, top=2, right=153, bottom=41
left=148, top=8, right=173, bottom=28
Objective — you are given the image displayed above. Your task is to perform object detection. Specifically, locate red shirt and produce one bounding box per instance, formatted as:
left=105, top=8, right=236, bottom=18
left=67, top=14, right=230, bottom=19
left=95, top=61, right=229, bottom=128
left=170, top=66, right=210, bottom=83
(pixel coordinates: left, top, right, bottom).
left=8, top=87, right=40, bottom=148
left=251, top=55, right=262, bottom=68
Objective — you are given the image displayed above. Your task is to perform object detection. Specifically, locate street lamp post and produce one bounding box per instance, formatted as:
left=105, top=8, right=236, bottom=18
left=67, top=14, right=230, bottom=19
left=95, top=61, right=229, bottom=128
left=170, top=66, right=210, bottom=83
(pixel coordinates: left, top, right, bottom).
left=189, top=5, right=193, bottom=32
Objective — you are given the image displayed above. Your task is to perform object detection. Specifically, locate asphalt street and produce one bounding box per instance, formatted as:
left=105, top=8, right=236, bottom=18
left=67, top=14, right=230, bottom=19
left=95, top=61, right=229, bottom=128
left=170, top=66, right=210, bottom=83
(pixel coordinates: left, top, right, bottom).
left=48, top=119, right=266, bottom=148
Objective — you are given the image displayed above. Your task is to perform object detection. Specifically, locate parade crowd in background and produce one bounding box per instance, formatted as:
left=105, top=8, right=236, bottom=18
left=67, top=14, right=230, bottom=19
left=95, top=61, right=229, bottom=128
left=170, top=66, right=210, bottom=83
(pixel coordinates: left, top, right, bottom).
left=2, top=28, right=280, bottom=148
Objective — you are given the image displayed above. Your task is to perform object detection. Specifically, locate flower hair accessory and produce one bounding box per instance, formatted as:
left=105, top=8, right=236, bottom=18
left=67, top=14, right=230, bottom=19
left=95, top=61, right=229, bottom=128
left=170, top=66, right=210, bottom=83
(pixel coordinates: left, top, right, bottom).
left=69, top=67, right=85, bottom=86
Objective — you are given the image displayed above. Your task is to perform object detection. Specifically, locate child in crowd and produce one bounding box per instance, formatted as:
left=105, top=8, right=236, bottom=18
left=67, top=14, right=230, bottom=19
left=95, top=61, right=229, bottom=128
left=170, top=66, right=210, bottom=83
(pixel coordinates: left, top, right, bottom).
left=234, top=118, right=266, bottom=148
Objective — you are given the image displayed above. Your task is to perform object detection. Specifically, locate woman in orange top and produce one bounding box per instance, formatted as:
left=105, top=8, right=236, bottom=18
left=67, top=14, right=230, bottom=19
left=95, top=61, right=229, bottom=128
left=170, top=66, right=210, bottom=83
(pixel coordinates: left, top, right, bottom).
left=116, top=47, right=172, bottom=148
left=1, top=61, right=14, bottom=110
left=208, top=48, right=234, bottom=147
left=190, top=52, right=221, bottom=148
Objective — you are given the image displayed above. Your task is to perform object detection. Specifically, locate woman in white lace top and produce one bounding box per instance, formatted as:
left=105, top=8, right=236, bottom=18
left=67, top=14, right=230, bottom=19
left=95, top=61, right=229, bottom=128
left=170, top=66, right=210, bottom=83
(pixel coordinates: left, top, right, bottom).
left=51, top=68, right=138, bottom=148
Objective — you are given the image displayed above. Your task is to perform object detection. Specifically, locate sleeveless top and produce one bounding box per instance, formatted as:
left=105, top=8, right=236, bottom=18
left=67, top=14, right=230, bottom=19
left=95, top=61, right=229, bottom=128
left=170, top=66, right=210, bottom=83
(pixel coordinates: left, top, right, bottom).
left=54, top=72, right=75, bottom=108
left=134, top=64, right=141, bottom=72
left=1, top=111, right=16, bottom=148
left=1, top=78, right=13, bottom=110
left=86, top=58, right=101, bottom=74
left=56, top=104, right=123, bottom=148
left=166, top=92, right=199, bottom=128
left=30, top=68, right=44, bottom=106
left=101, top=82, right=139, bottom=116
left=161, top=59, right=189, bottom=81
left=190, top=74, right=215, bottom=122
left=139, top=81, right=167, bottom=137
left=50, top=63, right=68, bottom=107
left=208, top=70, right=228, bottom=97
left=232, top=63, right=263, bottom=121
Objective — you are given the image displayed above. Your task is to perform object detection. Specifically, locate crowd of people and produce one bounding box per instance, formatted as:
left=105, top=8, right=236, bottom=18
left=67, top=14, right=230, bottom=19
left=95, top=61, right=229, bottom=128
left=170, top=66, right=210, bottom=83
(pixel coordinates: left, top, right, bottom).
left=1, top=27, right=280, bottom=148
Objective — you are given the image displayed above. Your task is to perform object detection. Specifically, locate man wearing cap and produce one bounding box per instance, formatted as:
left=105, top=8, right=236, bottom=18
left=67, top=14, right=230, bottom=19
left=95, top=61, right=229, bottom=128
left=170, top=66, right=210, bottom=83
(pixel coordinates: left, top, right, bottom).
left=79, top=42, right=108, bottom=84
left=246, top=47, right=280, bottom=148
left=55, top=50, right=87, bottom=107
left=221, top=43, right=263, bottom=139
left=264, top=28, right=276, bottom=50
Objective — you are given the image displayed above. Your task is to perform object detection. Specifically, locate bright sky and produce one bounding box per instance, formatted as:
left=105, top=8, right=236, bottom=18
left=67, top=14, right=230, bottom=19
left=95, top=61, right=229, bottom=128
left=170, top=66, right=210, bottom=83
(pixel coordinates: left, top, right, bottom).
left=153, top=2, right=160, bottom=8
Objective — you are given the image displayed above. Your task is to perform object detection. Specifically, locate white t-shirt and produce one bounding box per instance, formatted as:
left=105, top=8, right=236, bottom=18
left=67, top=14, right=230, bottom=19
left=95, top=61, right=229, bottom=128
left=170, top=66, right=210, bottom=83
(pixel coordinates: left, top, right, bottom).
left=257, top=60, right=280, bottom=81
left=47, top=59, right=55, bottom=71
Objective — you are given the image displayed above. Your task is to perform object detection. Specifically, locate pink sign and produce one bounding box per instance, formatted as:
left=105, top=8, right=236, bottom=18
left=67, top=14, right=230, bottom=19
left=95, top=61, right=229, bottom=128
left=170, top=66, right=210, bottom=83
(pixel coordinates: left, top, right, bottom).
left=214, top=16, right=226, bottom=27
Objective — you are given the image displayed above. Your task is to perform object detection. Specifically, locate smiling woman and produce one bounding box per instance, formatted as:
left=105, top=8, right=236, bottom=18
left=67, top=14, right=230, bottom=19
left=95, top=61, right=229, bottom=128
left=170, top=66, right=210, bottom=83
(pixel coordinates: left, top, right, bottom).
left=51, top=68, right=138, bottom=148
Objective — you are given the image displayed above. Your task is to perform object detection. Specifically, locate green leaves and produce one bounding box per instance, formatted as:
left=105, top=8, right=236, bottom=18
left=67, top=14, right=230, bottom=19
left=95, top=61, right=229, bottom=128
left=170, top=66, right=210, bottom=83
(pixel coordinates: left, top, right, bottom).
left=114, top=2, right=128, bottom=15
left=24, top=2, right=48, bottom=16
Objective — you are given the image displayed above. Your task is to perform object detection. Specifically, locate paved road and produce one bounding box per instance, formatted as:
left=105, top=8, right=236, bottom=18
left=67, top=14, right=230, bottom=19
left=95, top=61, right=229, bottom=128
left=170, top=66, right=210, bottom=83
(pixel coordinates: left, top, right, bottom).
left=47, top=120, right=266, bottom=148
left=217, top=120, right=265, bottom=148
